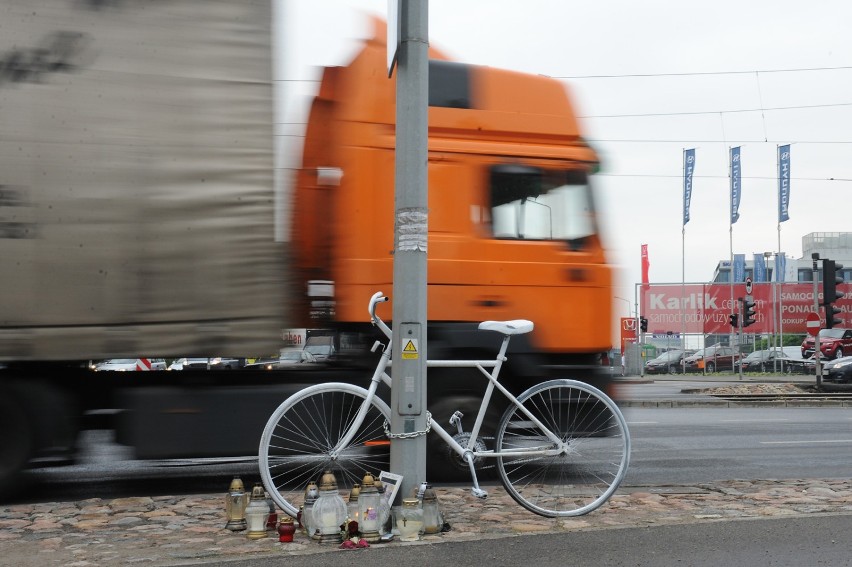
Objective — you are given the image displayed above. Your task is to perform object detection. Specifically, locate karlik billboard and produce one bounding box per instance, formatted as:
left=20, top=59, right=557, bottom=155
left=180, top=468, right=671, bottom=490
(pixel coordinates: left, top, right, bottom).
left=639, top=282, right=852, bottom=335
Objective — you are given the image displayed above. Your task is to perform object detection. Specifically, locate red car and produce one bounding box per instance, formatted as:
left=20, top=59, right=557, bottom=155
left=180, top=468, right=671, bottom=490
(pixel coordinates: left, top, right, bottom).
left=801, top=328, right=852, bottom=359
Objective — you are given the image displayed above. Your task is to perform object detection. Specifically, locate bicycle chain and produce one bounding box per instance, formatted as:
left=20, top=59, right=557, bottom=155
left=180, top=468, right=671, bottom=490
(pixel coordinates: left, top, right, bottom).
left=382, top=411, right=433, bottom=438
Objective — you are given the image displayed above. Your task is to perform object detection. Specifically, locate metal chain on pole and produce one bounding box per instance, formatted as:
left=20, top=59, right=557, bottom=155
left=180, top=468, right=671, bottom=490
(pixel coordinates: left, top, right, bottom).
left=384, top=412, right=432, bottom=439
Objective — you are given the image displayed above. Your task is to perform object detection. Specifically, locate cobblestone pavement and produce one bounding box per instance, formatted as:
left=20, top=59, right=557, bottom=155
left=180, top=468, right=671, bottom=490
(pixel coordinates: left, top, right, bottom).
left=2, top=478, right=851, bottom=566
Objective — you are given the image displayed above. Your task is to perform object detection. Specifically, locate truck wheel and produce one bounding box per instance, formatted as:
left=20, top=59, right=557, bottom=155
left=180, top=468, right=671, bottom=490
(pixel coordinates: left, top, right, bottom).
left=0, top=393, right=34, bottom=499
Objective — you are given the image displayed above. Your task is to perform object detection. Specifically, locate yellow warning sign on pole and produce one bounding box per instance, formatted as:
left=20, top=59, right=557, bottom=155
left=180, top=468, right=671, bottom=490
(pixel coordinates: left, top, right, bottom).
left=401, top=338, right=419, bottom=360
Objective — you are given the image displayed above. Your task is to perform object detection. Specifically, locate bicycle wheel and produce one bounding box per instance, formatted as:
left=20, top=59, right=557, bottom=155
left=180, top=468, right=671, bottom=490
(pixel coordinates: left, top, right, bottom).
left=259, top=383, right=391, bottom=517
left=495, top=379, right=630, bottom=517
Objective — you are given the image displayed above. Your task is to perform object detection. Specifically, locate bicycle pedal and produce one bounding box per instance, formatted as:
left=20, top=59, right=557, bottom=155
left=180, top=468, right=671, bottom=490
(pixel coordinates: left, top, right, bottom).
left=449, top=411, right=464, bottom=435
left=471, top=488, right=488, bottom=499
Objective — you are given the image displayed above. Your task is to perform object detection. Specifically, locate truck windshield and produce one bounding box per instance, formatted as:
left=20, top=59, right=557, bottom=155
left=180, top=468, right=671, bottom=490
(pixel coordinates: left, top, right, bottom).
left=490, top=165, right=595, bottom=242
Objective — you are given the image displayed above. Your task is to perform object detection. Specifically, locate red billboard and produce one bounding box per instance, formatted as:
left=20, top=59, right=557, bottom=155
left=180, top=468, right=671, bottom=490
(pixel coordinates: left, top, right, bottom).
left=639, top=282, right=851, bottom=335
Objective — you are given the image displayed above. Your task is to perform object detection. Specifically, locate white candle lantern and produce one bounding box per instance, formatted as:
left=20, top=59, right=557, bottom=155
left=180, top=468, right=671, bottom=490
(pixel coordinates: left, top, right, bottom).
left=347, top=483, right=361, bottom=524
left=224, top=476, right=248, bottom=531
left=245, top=483, right=270, bottom=539
left=421, top=484, right=442, bottom=534
left=310, top=470, right=347, bottom=544
left=303, top=480, right=319, bottom=535
left=357, top=473, right=383, bottom=542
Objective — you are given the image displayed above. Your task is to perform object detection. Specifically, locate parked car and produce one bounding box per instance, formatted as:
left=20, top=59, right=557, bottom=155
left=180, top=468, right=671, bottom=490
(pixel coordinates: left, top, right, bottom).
left=782, top=355, right=817, bottom=375
left=822, top=355, right=852, bottom=384
left=682, top=345, right=740, bottom=373
left=167, top=357, right=243, bottom=370
left=278, top=349, right=317, bottom=366
left=801, top=328, right=852, bottom=360
left=243, top=357, right=281, bottom=371
left=94, top=358, right=166, bottom=371
left=644, top=350, right=692, bottom=374
left=303, top=335, right=335, bottom=361
left=739, top=347, right=800, bottom=373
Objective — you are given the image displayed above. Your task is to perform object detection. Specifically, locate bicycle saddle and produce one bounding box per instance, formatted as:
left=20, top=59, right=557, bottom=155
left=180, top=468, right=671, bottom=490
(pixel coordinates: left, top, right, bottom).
left=478, top=319, right=534, bottom=335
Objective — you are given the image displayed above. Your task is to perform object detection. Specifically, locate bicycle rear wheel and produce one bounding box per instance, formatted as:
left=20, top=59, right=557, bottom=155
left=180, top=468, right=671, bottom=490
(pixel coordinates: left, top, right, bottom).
left=259, top=383, right=391, bottom=517
left=495, top=379, right=630, bottom=517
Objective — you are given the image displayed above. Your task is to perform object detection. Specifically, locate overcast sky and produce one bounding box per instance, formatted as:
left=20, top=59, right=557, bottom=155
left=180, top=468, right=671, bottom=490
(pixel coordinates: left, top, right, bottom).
left=275, top=0, right=852, bottom=316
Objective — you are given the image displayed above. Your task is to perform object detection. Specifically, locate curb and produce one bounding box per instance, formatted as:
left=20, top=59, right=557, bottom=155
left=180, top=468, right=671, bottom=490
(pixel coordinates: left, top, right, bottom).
left=621, top=399, right=852, bottom=408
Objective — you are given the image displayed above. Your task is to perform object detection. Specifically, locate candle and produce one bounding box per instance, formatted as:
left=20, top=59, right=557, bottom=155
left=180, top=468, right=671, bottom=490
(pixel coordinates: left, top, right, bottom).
left=361, top=506, right=378, bottom=532
left=321, top=511, right=339, bottom=530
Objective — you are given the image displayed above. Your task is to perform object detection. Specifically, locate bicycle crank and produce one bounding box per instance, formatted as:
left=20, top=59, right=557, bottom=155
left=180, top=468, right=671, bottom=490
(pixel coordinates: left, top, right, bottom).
left=444, top=432, right=494, bottom=471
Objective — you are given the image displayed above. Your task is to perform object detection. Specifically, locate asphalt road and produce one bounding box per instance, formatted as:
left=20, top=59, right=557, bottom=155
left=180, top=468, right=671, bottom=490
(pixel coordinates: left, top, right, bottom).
left=623, top=405, right=852, bottom=485
left=197, top=515, right=852, bottom=567
left=14, top=403, right=851, bottom=504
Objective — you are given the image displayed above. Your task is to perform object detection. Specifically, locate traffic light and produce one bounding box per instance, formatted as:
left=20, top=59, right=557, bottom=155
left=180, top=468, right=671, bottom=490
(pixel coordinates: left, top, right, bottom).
left=728, top=313, right=738, bottom=328
left=822, top=259, right=845, bottom=328
left=825, top=303, right=842, bottom=329
left=740, top=296, right=756, bottom=328
left=823, top=259, right=845, bottom=304
left=639, top=316, right=648, bottom=333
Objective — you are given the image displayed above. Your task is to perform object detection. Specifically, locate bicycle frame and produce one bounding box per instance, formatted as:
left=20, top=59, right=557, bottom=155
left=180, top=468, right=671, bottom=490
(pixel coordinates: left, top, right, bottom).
left=332, top=292, right=567, bottom=497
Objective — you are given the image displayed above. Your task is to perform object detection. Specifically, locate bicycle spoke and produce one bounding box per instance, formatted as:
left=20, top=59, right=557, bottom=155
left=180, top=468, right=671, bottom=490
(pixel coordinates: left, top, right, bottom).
left=259, top=384, right=391, bottom=517
left=496, top=380, right=630, bottom=517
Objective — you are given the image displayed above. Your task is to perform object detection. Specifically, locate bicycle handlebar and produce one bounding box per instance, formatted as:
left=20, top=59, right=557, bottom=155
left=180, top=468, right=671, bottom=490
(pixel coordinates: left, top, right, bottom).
left=369, top=291, right=388, bottom=318
left=368, top=291, right=393, bottom=339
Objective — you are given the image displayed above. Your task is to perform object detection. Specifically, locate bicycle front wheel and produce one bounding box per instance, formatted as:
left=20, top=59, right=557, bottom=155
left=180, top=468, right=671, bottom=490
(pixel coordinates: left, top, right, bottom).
left=495, top=379, right=630, bottom=517
left=259, top=383, right=391, bottom=517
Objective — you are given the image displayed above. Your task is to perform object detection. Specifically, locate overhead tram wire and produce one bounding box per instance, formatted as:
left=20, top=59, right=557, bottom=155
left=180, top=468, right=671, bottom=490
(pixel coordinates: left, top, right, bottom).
left=552, top=65, right=852, bottom=120
left=579, top=101, right=852, bottom=119
left=551, top=64, right=852, bottom=80
left=593, top=173, right=852, bottom=183
left=585, top=139, right=852, bottom=144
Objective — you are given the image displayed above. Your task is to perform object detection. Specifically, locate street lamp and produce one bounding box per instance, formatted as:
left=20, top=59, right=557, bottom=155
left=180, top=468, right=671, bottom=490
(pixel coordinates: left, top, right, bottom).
left=614, top=296, right=632, bottom=317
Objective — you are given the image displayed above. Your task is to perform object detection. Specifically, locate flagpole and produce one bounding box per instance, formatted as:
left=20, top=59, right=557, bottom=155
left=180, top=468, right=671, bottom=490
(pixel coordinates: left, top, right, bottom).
left=681, top=148, right=695, bottom=357
left=777, top=144, right=791, bottom=374
left=728, top=146, right=739, bottom=360
left=681, top=149, right=686, bottom=353
left=728, top=147, right=735, bottom=364
left=681, top=223, right=686, bottom=350
left=777, top=145, right=784, bottom=372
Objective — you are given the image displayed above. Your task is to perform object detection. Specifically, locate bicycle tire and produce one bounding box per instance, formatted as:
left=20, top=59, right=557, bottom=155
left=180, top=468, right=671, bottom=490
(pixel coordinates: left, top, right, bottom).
left=259, top=383, right=391, bottom=517
left=495, top=379, right=630, bottom=517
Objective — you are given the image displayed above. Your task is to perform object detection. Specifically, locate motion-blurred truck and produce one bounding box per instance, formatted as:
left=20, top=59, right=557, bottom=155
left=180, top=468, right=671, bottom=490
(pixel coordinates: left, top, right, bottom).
left=0, top=6, right=615, bottom=493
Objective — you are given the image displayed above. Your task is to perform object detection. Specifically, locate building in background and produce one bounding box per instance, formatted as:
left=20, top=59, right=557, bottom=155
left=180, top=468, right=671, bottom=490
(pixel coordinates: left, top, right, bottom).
left=712, top=232, right=852, bottom=284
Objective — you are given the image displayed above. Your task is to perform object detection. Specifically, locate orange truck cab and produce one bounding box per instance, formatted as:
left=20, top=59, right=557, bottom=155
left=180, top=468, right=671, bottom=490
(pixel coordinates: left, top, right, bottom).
left=290, top=22, right=614, bottom=460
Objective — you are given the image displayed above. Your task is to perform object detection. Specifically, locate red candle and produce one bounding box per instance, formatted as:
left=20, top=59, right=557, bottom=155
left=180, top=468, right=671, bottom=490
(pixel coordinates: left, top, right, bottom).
left=277, top=518, right=296, bottom=542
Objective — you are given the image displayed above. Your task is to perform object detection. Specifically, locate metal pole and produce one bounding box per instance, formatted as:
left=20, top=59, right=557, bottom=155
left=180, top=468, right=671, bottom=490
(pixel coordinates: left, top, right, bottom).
left=764, top=251, right=776, bottom=373
left=772, top=277, right=778, bottom=372
left=778, top=230, right=784, bottom=373
left=681, top=150, right=687, bottom=367
left=728, top=151, right=735, bottom=374
left=391, top=0, right=429, bottom=500
left=737, top=298, right=744, bottom=381
left=635, top=283, right=644, bottom=378
left=812, top=253, right=821, bottom=387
